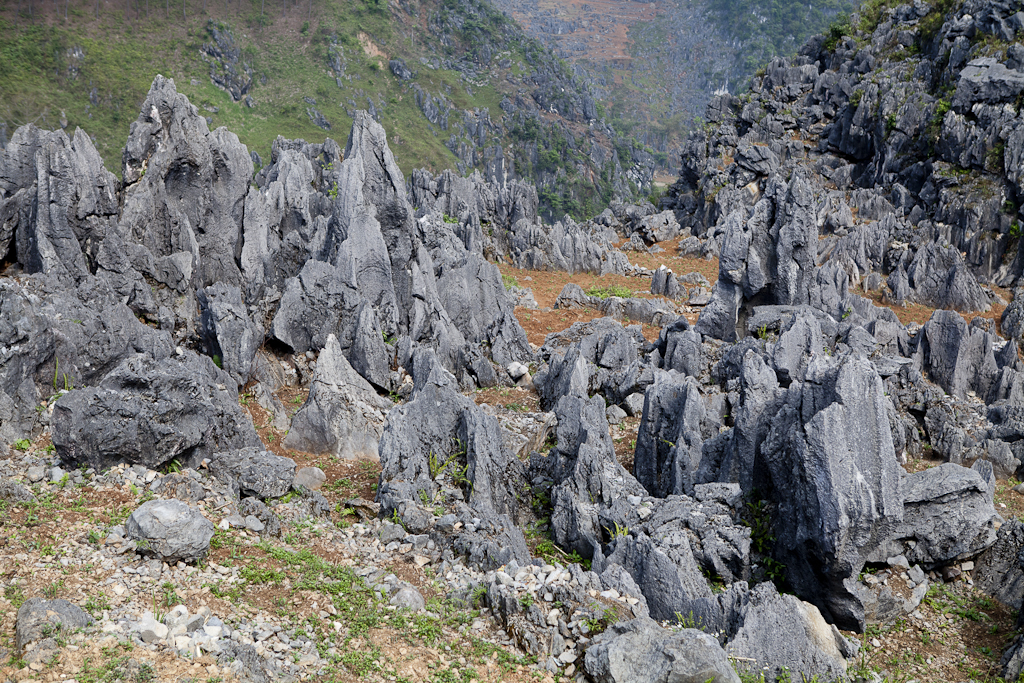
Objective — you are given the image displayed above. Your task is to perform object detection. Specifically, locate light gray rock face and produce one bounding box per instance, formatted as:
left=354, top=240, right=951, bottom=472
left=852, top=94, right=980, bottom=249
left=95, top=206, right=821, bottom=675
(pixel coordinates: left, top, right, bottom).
left=283, top=334, right=392, bottom=459
left=974, top=518, right=1024, bottom=610
left=506, top=215, right=630, bottom=275
left=120, top=75, right=253, bottom=290
left=770, top=310, right=825, bottom=383
left=695, top=174, right=818, bottom=342
left=600, top=530, right=712, bottom=622
left=125, top=499, right=215, bottom=563
left=916, top=309, right=999, bottom=400
left=52, top=352, right=260, bottom=472
left=868, top=463, right=1000, bottom=568
left=583, top=616, right=740, bottom=683
left=535, top=317, right=647, bottom=410
left=726, top=583, right=850, bottom=683
left=208, top=448, right=296, bottom=500
left=16, top=598, right=93, bottom=663
left=544, top=394, right=647, bottom=560
left=435, top=253, right=533, bottom=368
left=633, top=371, right=707, bottom=498
left=703, top=348, right=785, bottom=493
left=904, top=243, right=989, bottom=312
left=197, top=282, right=263, bottom=386
left=762, top=354, right=904, bottom=631
left=0, top=124, right=119, bottom=287
left=293, top=467, right=327, bottom=491
left=658, top=316, right=704, bottom=377
left=376, top=366, right=529, bottom=524
left=270, top=258, right=372, bottom=357
left=954, top=57, right=1024, bottom=110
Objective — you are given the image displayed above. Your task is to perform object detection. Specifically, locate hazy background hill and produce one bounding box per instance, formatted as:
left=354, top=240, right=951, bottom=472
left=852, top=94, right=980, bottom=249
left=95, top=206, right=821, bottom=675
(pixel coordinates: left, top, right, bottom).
left=488, top=0, right=859, bottom=175
left=0, top=0, right=862, bottom=217
left=0, top=0, right=662, bottom=219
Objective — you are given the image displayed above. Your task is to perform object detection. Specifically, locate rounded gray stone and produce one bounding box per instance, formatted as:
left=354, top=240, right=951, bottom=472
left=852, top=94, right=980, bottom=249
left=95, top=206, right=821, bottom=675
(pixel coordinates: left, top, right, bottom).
left=125, top=499, right=215, bottom=564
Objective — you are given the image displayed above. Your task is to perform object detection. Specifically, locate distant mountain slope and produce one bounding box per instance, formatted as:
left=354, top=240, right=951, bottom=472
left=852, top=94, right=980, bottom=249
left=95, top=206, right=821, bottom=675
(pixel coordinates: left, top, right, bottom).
left=489, top=0, right=858, bottom=170
left=0, top=0, right=654, bottom=219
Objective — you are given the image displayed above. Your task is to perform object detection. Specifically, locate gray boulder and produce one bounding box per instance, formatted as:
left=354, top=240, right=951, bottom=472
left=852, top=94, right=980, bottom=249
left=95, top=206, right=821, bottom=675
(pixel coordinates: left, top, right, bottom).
left=436, top=253, right=532, bottom=368
left=389, top=59, right=413, bottom=80
left=953, top=57, right=1024, bottom=111
left=868, top=463, right=1000, bottom=568
left=52, top=351, right=260, bottom=472
left=283, top=334, right=391, bottom=459
left=659, top=317, right=704, bottom=377
left=16, top=598, right=93, bottom=663
left=1002, top=288, right=1024, bottom=341
left=554, top=282, right=593, bottom=309
left=583, top=616, right=739, bottom=683
left=600, top=530, right=712, bottom=622
left=535, top=317, right=645, bottom=410
left=905, top=243, right=989, bottom=312
left=208, top=447, right=296, bottom=500
left=726, top=583, right=851, bottom=682
left=0, top=480, right=35, bottom=503
left=770, top=310, right=825, bottom=383
left=153, top=473, right=207, bottom=503
left=125, top=499, right=215, bottom=563
left=695, top=174, right=818, bottom=341
left=270, top=259, right=372, bottom=356
left=451, top=510, right=531, bottom=571
left=651, top=266, right=683, bottom=300
left=637, top=211, right=681, bottom=243
left=376, top=373, right=529, bottom=524
left=238, top=497, right=283, bottom=537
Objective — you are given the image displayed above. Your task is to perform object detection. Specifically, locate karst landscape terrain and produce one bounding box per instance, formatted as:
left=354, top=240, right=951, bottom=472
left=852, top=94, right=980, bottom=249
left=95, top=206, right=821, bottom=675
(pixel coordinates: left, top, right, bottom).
left=7, top=0, right=1024, bottom=682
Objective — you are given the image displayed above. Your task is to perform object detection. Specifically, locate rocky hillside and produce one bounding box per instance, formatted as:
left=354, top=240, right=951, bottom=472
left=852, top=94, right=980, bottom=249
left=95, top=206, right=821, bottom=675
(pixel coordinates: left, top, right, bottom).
left=0, top=0, right=654, bottom=220
left=5, top=0, right=1024, bottom=681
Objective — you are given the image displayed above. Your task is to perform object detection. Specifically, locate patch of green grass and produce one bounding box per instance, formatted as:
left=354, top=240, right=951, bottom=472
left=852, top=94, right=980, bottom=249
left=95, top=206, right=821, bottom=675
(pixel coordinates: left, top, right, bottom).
left=586, top=284, right=633, bottom=300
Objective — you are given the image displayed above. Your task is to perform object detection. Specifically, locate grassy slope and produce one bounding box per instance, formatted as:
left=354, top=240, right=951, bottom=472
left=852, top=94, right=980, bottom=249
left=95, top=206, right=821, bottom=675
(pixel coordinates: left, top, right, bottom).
left=0, top=0, right=516, bottom=178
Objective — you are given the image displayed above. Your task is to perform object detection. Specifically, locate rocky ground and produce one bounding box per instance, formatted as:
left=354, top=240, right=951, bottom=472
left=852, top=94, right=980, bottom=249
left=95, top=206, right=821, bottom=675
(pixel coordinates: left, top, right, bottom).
left=9, top=1, right=1024, bottom=682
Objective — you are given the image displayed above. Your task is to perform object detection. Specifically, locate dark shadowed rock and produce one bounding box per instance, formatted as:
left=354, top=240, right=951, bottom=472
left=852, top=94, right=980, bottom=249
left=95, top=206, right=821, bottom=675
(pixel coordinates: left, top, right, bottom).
left=208, top=447, right=296, bottom=500
left=197, top=282, right=263, bottom=386
left=52, top=352, right=260, bottom=472
left=16, top=598, right=93, bottom=663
